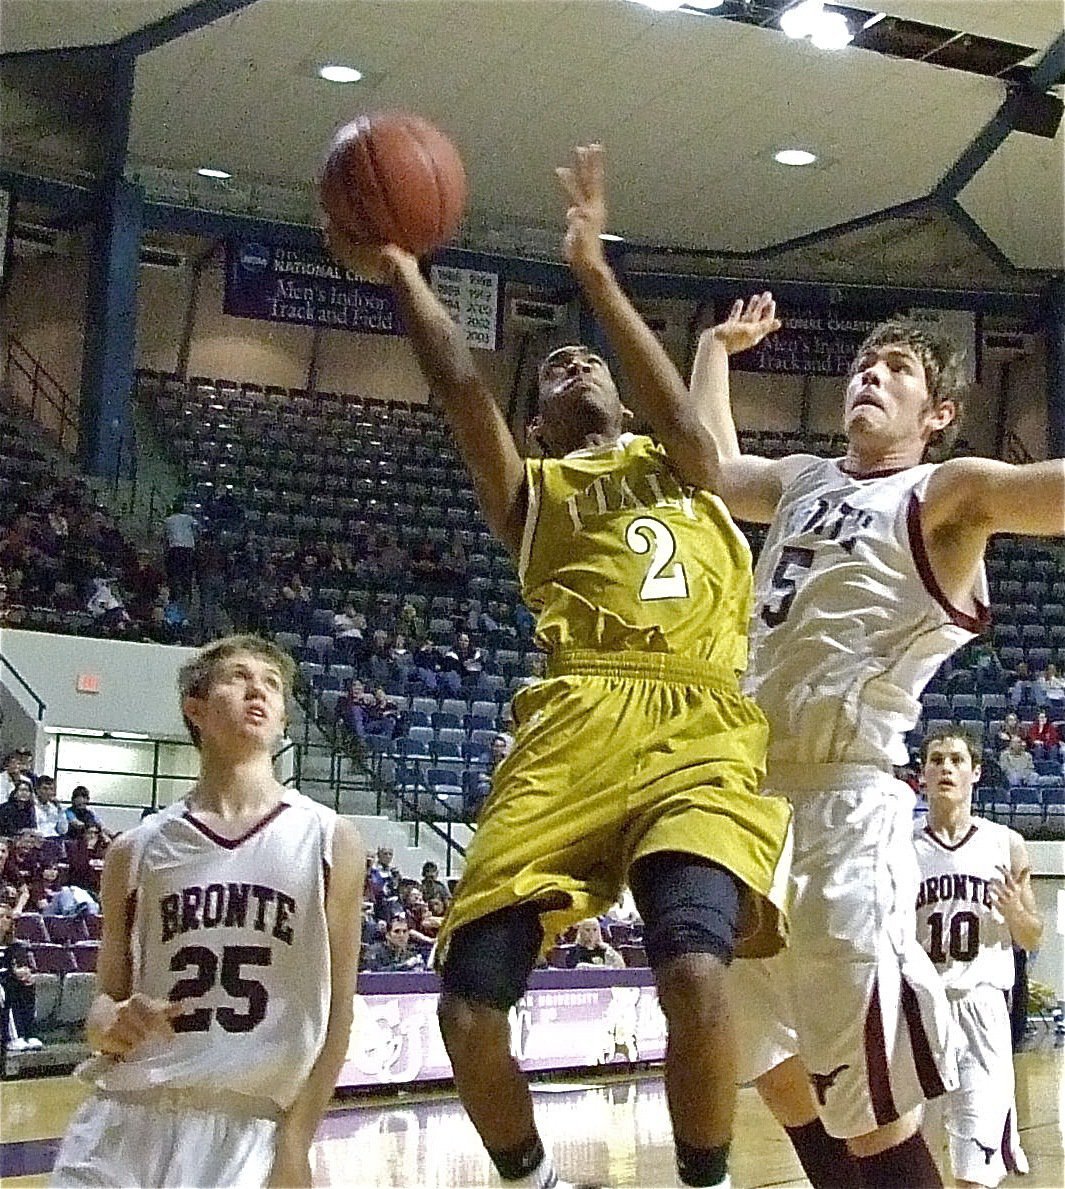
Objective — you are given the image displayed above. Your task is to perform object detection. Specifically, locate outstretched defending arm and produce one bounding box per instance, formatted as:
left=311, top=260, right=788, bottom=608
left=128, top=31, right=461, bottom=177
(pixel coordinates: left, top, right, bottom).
left=323, top=229, right=527, bottom=557
left=688, top=301, right=818, bottom=524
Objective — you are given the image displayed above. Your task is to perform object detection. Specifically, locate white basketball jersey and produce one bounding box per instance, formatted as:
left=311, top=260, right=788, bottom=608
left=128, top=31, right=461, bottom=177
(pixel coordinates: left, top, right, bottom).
left=913, top=818, right=1015, bottom=992
left=85, top=790, right=334, bottom=1109
left=746, top=459, right=988, bottom=771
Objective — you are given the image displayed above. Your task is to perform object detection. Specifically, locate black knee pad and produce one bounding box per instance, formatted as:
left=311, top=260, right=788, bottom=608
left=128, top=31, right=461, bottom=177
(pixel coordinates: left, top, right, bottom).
left=440, top=902, right=543, bottom=1010
left=629, top=851, right=741, bottom=969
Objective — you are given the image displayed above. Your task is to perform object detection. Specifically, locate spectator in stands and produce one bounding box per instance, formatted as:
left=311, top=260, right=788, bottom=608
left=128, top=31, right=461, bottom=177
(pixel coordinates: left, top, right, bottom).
left=274, top=575, right=312, bottom=635
left=1026, top=708, right=1063, bottom=765
left=410, top=638, right=446, bottom=694
left=196, top=535, right=230, bottom=640
left=569, top=918, right=625, bottom=969
left=999, top=735, right=1038, bottom=787
left=467, top=733, right=512, bottom=818
left=125, top=548, right=166, bottom=621
left=390, top=634, right=414, bottom=683
left=67, top=822, right=108, bottom=897
left=32, top=777, right=66, bottom=837
left=368, top=845, right=401, bottom=909
left=13, top=749, right=36, bottom=786
left=366, top=687, right=401, bottom=739
left=398, top=601, right=425, bottom=644
left=442, top=632, right=484, bottom=694
left=994, top=712, right=1024, bottom=752
left=64, top=786, right=103, bottom=832
left=333, top=603, right=366, bottom=640
left=420, top=861, right=451, bottom=904
left=4, top=830, right=43, bottom=886
left=1036, top=662, right=1065, bottom=711
left=968, top=639, right=1008, bottom=693
left=162, top=499, right=199, bottom=605
left=0, top=753, right=26, bottom=799
left=361, top=915, right=426, bottom=972
left=336, top=679, right=375, bottom=742
left=43, top=877, right=100, bottom=918
left=408, top=888, right=447, bottom=946
left=1009, top=661, right=1042, bottom=709
left=0, top=902, right=41, bottom=1051
left=28, top=860, right=63, bottom=912
left=0, top=781, right=37, bottom=836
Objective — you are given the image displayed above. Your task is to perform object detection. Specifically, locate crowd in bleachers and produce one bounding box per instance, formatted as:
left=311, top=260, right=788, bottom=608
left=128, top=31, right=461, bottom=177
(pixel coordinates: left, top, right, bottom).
left=0, top=750, right=111, bottom=1054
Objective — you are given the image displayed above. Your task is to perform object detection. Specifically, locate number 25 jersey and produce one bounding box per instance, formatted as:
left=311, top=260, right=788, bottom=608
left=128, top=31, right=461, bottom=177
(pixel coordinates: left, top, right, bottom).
left=746, top=459, right=989, bottom=770
left=519, top=434, right=753, bottom=672
left=83, top=790, right=334, bottom=1109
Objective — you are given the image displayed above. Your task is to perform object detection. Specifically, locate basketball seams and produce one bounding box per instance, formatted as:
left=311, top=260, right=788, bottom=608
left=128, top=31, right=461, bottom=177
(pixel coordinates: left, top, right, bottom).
left=402, top=116, right=454, bottom=246
left=359, top=123, right=414, bottom=248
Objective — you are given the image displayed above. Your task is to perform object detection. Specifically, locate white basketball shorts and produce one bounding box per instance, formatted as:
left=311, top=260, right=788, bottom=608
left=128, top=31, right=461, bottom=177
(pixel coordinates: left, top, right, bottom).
left=50, top=1087, right=278, bottom=1188
left=923, top=985, right=1028, bottom=1187
left=728, top=765, right=959, bottom=1139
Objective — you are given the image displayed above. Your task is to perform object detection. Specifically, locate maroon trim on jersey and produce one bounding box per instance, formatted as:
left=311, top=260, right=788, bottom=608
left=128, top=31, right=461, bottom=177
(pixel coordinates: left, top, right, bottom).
left=899, top=978, right=948, bottom=1101
left=1001, top=1108, right=1018, bottom=1173
left=182, top=801, right=289, bottom=850
left=836, top=459, right=911, bottom=480
left=922, top=823, right=978, bottom=852
left=864, top=978, right=898, bottom=1126
left=906, top=493, right=990, bottom=634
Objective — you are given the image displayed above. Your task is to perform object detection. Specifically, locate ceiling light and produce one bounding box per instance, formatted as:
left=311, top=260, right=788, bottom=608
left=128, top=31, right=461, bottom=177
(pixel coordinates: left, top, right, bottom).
left=774, top=148, right=818, bottom=166
left=317, top=64, right=363, bottom=83
left=780, top=0, right=822, bottom=39
left=685, top=1, right=725, bottom=9
left=780, top=0, right=853, bottom=48
left=811, top=11, right=854, bottom=49
left=197, top=167, right=231, bottom=179
left=862, top=12, right=887, bottom=29
left=599, top=233, right=625, bottom=242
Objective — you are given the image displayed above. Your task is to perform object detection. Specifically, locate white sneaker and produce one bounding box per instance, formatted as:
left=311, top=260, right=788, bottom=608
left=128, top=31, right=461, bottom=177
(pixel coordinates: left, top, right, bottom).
left=24, top=1037, right=43, bottom=1049
left=7, top=1037, right=28, bottom=1052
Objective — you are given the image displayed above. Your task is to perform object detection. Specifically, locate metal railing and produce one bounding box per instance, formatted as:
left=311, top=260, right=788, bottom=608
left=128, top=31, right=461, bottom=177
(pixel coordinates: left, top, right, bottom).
left=4, top=336, right=79, bottom=452
left=0, top=653, right=47, bottom=721
left=49, top=733, right=198, bottom=810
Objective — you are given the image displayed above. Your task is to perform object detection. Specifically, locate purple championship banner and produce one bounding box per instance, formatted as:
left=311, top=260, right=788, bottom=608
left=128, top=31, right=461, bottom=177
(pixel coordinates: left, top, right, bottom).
left=731, top=304, right=978, bottom=381
left=224, top=241, right=403, bottom=335
left=339, top=969, right=665, bottom=1088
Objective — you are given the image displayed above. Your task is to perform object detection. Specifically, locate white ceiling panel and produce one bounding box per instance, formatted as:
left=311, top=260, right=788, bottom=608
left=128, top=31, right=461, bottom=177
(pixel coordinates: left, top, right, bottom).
left=0, top=0, right=191, bottom=52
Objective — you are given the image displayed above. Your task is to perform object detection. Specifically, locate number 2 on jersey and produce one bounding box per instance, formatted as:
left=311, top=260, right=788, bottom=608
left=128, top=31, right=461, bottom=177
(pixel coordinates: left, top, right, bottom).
left=760, top=545, right=814, bottom=627
left=626, top=516, right=688, bottom=601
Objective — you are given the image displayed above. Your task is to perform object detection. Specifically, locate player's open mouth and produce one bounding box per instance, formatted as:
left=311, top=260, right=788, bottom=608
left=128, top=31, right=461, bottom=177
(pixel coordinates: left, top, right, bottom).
left=246, top=707, right=268, bottom=721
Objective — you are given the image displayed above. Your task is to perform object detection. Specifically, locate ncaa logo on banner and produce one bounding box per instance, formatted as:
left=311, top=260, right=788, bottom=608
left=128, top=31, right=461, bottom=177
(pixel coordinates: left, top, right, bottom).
left=239, top=242, right=270, bottom=272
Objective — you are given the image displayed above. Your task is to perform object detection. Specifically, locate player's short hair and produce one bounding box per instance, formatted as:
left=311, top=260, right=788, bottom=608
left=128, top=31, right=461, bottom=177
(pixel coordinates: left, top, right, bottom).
left=178, top=634, right=295, bottom=747
left=852, top=318, right=968, bottom=460
left=920, top=726, right=981, bottom=767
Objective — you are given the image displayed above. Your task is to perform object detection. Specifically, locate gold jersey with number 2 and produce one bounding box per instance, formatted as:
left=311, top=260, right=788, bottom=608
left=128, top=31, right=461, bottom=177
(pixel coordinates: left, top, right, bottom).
left=518, top=433, right=753, bottom=671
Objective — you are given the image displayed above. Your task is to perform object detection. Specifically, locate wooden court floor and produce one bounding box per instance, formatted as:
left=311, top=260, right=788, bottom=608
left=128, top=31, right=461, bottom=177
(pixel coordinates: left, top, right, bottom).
left=2, top=1039, right=1060, bottom=1187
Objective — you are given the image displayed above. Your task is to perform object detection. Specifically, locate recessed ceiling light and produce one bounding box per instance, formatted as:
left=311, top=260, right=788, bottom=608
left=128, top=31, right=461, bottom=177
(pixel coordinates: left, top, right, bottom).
left=774, top=149, right=817, bottom=166
left=197, top=167, right=231, bottom=179
left=626, top=0, right=686, bottom=11
left=599, top=233, right=625, bottom=242
left=317, top=64, right=363, bottom=83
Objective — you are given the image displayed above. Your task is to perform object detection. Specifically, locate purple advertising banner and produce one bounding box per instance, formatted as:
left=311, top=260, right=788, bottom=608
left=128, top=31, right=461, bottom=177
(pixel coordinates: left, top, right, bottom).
left=224, top=241, right=402, bottom=335
left=339, top=970, right=665, bottom=1089
left=731, top=304, right=978, bottom=380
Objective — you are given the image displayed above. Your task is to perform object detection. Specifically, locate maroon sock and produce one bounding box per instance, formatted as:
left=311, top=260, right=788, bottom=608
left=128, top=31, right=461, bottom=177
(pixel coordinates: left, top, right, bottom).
left=854, top=1131, right=941, bottom=1188
left=784, top=1119, right=862, bottom=1188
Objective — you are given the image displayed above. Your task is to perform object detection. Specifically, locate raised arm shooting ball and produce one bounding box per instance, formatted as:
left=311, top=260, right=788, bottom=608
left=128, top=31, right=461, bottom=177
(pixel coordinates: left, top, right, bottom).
left=319, top=112, right=468, bottom=257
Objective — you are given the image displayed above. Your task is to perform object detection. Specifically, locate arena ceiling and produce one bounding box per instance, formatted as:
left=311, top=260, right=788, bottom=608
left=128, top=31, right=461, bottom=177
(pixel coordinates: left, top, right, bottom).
left=1, top=0, right=1063, bottom=290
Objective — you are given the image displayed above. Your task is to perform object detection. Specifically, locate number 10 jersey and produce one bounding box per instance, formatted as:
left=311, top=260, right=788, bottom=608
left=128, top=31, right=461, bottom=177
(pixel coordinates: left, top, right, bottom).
left=913, top=818, right=1015, bottom=993
left=746, top=458, right=989, bottom=771
left=83, top=790, right=334, bottom=1109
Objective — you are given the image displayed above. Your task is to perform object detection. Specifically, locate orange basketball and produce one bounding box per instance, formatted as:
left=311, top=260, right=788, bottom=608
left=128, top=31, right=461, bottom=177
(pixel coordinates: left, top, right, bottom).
left=319, top=112, right=468, bottom=257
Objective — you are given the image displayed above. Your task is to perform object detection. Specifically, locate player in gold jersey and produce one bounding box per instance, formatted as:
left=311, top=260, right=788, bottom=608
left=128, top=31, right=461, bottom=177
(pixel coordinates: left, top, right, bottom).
left=325, top=145, right=791, bottom=1189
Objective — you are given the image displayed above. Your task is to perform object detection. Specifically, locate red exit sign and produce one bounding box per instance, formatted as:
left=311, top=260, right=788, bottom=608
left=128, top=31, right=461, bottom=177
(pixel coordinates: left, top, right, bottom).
left=75, top=673, right=101, bottom=694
